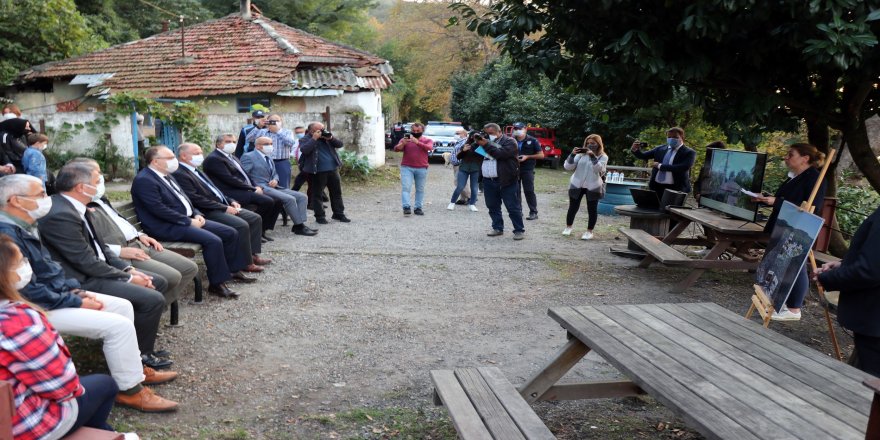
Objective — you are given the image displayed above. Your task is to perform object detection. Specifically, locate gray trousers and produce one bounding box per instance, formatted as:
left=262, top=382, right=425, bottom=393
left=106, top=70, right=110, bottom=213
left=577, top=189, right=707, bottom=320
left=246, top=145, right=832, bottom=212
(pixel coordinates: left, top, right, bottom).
left=205, top=208, right=263, bottom=261
left=262, top=186, right=308, bottom=225
left=127, top=243, right=198, bottom=306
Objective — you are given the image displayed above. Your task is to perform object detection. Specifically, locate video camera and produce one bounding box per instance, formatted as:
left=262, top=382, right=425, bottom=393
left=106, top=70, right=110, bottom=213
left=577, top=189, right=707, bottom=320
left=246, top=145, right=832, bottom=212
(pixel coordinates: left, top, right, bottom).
left=320, top=129, right=333, bottom=138
left=468, top=130, right=489, bottom=144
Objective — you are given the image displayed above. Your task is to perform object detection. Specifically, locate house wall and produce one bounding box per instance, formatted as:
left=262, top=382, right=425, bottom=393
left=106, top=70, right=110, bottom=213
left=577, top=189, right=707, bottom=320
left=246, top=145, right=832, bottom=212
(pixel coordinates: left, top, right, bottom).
left=25, top=111, right=137, bottom=171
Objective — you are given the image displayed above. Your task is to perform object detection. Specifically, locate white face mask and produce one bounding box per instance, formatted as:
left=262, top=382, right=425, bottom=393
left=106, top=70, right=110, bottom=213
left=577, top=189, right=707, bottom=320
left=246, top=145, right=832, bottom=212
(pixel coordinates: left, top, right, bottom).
left=165, top=158, right=179, bottom=174
left=190, top=154, right=204, bottom=167
left=261, top=145, right=274, bottom=155
left=488, top=135, right=497, bottom=141
left=513, top=129, right=525, bottom=137
left=21, top=195, right=52, bottom=220
left=14, top=260, right=33, bottom=290
left=84, top=175, right=105, bottom=202
left=222, top=143, right=237, bottom=154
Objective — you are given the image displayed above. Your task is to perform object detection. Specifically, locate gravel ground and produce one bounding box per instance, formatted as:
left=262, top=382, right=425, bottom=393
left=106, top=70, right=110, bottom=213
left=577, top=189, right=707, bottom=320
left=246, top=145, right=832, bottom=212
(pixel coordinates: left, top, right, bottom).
left=84, top=158, right=851, bottom=439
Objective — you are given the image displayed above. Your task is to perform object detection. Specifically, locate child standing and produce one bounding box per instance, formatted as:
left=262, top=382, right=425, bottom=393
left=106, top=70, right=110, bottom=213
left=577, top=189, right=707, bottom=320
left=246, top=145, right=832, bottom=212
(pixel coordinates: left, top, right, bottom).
left=22, top=133, right=48, bottom=185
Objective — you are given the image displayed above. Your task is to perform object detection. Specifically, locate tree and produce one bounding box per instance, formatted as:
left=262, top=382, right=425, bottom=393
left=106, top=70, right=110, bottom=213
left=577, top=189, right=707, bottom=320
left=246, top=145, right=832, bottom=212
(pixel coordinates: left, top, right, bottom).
left=451, top=0, right=880, bottom=191
left=0, top=0, right=107, bottom=85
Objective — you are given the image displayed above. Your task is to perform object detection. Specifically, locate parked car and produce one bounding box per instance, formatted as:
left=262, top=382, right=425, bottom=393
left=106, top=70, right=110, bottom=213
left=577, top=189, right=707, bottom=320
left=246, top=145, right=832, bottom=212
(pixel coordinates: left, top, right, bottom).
left=385, top=129, right=392, bottom=149
left=503, top=125, right=563, bottom=169
left=425, top=122, right=465, bottom=162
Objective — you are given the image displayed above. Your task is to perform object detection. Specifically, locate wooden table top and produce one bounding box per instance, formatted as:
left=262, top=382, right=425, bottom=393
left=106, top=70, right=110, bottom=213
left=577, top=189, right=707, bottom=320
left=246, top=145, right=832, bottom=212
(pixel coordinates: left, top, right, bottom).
left=548, top=303, right=873, bottom=440
left=668, top=207, right=766, bottom=234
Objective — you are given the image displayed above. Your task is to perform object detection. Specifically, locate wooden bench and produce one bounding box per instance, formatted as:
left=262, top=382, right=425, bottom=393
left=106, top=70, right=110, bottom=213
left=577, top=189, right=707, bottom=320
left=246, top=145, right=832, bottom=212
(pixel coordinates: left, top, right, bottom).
left=0, top=380, right=123, bottom=440
left=618, top=228, right=691, bottom=265
left=116, top=202, right=205, bottom=326
left=431, top=367, right=555, bottom=440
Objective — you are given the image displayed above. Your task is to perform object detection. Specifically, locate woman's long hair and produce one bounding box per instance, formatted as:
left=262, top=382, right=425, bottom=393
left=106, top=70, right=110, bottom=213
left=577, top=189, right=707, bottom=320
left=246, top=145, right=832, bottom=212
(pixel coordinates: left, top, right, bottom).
left=0, top=235, right=26, bottom=303
left=582, top=134, right=606, bottom=157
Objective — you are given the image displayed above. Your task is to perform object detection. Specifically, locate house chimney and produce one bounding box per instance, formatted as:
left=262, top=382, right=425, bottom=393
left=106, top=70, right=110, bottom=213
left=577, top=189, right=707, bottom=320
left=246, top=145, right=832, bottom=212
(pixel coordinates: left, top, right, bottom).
left=240, top=0, right=251, bottom=19
left=162, top=20, right=169, bottom=32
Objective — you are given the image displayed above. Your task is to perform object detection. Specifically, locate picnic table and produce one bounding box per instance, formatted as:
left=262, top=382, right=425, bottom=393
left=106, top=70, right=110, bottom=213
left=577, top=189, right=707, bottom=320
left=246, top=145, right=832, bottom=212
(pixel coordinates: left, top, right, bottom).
left=519, top=303, right=874, bottom=440
left=620, top=207, right=769, bottom=292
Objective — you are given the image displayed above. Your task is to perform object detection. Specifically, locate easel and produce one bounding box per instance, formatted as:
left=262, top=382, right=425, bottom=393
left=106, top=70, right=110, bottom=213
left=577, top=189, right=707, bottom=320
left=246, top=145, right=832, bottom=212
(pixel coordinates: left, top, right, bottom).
left=745, top=148, right=843, bottom=361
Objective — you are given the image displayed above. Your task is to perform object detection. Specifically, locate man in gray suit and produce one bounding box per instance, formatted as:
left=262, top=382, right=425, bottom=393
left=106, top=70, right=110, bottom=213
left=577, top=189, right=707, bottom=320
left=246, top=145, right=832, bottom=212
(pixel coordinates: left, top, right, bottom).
left=241, top=136, right=317, bottom=236
left=37, top=161, right=170, bottom=364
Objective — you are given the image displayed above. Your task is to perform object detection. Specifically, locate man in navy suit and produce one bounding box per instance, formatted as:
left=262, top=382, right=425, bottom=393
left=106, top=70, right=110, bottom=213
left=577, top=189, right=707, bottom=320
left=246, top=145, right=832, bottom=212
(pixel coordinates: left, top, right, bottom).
left=630, top=127, right=696, bottom=199
left=241, top=137, right=317, bottom=236
left=132, top=146, right=254, bottom=298
left=203, top=134, right=280, bottom=240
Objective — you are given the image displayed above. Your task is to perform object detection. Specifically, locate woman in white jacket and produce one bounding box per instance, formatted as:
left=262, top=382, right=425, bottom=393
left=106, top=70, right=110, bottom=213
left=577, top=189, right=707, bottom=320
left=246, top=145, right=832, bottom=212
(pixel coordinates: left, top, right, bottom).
left=563, top=134, right=608, bottom=240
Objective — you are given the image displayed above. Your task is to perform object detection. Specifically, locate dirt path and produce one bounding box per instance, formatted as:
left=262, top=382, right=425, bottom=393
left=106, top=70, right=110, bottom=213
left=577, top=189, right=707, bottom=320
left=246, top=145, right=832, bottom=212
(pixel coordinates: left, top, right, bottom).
left=95, top=161, right=850, bottom=439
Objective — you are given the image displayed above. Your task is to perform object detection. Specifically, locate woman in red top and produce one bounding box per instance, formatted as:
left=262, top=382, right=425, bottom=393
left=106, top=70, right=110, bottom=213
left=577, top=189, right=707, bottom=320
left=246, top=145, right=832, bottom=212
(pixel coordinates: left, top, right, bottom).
left=0, top=235, right=119, bottom=439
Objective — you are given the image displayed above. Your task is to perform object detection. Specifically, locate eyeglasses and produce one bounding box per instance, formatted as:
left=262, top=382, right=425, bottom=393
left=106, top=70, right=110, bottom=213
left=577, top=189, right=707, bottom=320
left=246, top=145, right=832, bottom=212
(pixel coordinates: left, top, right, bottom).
left=17, top=191, right=47, bottom=199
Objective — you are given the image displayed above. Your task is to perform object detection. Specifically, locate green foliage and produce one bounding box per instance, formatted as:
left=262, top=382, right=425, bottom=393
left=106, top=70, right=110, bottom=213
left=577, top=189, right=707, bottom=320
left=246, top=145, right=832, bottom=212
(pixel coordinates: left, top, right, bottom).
left=0, top=0, right=108, bottom=85
left=337, top=149, right=372, bottom=180
left=836, top=171, right=880, bottom=239
left=42, top=148, right=79, bottom=172
left=106, top=92, right=213, bottom=148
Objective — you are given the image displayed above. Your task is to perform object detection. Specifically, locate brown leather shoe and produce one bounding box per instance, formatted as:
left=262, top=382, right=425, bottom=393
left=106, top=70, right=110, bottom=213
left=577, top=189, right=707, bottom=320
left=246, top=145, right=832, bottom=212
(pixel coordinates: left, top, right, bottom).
left=142, top=367, right=178, bottom=386
left=207, top=283, right=239, bottom=298
left=243, top=264, right=264, bottom=273
left=115, top=386, right=178, bottom=412
left=252, top=254, right=272, bottom=265
left=231, top=271, right=257, bottom=283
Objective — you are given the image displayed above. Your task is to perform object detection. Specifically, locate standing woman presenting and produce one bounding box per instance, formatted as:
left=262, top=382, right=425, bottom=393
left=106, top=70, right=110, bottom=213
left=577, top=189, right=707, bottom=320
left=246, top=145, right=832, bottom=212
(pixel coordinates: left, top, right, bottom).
left=562, top=134, right=608, bottom=240
left=752, top=143, right=827, bottom=321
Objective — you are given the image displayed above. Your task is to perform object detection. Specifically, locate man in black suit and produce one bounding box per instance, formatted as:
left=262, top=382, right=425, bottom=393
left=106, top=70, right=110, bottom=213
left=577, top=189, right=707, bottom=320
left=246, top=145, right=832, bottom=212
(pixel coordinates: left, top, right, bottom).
left=203, top=133, right=279, bottom=240
left=38, top=161, right=171, bottom=364
left=174, top=142, right=270, bottom=271
left=630, top=127, right=697, bottom=199
left=132, top=146, right=254, bottom=298
left=816, top=206, right=880, bottom=376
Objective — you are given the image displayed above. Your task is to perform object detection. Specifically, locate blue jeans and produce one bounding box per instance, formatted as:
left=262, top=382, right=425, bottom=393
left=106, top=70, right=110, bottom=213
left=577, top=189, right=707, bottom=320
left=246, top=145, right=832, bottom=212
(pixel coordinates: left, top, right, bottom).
left=70, top=374, right=118, bottom=432
left=786, top=264, right=809, bottom=309
left=451, top=169, right=480, bottom=205
left=400, top=166, right=428, bottom=209
left=483, top=178, right=524, bottom=233
left=274, top=159, right=292, bottom=189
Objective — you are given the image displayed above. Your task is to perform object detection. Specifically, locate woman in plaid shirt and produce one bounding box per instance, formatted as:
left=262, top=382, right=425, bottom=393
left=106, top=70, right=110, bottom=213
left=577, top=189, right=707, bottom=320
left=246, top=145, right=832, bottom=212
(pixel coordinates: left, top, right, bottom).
left=0, top=235, right=121, bottom=439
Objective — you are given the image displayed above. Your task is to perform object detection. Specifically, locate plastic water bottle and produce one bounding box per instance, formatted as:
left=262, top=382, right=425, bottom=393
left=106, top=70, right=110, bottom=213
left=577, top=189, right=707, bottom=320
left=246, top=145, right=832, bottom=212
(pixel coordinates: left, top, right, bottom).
left=610, top=171, right=619, bottom=182
left=618, top=172, right=625, bottom=183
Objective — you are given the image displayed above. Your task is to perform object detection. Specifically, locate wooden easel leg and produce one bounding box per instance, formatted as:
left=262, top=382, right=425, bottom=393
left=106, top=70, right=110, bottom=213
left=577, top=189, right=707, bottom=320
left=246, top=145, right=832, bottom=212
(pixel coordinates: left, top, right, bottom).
left=745, top=303, right=756, bottom=320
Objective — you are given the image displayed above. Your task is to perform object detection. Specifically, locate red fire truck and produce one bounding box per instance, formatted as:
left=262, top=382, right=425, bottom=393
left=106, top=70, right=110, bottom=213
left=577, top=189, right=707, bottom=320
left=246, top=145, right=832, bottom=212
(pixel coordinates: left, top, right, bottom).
left=503, top=125, right=564, bottom=169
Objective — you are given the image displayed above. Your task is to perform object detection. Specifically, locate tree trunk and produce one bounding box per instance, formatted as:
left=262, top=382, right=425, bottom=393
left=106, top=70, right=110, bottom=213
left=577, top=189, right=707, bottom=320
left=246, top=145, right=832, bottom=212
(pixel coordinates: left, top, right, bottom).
left=843, top=119, right=880, bottom=193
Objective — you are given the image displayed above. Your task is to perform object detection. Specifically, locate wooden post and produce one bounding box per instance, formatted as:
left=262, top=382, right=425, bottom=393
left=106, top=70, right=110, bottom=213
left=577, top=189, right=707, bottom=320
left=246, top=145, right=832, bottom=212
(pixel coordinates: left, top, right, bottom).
left=322, top=106, right=331, bottom=132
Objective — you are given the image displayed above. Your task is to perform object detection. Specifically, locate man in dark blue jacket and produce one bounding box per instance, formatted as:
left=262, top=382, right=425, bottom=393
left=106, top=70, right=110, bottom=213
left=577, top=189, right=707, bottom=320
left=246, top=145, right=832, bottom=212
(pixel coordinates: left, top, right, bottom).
left=631, top=127, right=696, bottom=199
left=511, top=122, right=544, bottom=220
left=298, top=122, right=349, bottom=224
left=477, top=123, right=524, bottom=240
left=816, top=206, right=880, bottom=376
left=234, top=110, right=267, bottom=157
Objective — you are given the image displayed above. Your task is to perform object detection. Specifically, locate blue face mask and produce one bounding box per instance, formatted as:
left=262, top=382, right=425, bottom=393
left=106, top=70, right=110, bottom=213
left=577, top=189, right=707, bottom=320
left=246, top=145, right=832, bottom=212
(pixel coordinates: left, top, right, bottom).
left=296, top=133, right=305, bottom=139
left=667, top=138, right=682, bottom=148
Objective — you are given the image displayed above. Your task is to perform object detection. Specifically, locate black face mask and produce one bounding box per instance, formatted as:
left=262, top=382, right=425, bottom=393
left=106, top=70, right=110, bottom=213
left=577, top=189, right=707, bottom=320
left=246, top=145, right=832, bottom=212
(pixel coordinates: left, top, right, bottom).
left=412, top=132, right=423, bottom=138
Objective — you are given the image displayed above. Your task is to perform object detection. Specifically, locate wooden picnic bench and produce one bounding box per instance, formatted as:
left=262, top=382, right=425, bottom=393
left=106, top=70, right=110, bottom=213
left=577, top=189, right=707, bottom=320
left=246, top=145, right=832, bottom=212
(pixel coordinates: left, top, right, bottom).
left=0, top=380, right=123, bottom=440
left=623, top=207, right=769, bottom=292
left=431, top=367, right=555, bottom=439
left=518, top=302, right=874, bottom=440
left=116, top=202, right=205, bottom=326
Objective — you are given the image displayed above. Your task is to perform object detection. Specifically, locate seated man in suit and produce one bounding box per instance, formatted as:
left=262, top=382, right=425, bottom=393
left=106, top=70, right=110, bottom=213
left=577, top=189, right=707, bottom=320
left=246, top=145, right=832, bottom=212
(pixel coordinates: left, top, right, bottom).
left=37, top=161, right=172, bottom=369
left=174, top=142, right=270, bottom=270
left=203, top=133, right=280, bottom=240
left=0, top=173, right=179, bottom=412
left=132, top=146, right=255, bottom=298
left=70, top=157, right=199, bottom=308
left=630, top=126, right=697, bottom=199
left=241, top=137, right=317, bottom=236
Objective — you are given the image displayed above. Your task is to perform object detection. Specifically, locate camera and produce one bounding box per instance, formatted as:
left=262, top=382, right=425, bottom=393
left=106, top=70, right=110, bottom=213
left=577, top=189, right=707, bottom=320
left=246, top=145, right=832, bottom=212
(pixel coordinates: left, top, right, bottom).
left=404, top=133, right=413, bottom=139
left=321, top=129, right=332, bottom=138
left=469, top=131, right=488, bottom=143
left=638, top=141, right=648, bottom=149
left=266, top=120, right=277, bottom=126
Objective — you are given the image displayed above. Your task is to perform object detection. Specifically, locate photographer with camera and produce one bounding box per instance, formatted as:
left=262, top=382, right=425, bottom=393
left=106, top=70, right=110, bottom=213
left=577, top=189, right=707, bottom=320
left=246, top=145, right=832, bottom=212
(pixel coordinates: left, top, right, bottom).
left=630, top=127, right=696, bottom=199
left=477, top=123, right=524, bottom=240
left=297, top=122, right=350, bottom=224
left=393, top=123, right=433, bottom=216
left=447, top=129, right=483, bottom=211
left=562, top=134, right=608, bottom=240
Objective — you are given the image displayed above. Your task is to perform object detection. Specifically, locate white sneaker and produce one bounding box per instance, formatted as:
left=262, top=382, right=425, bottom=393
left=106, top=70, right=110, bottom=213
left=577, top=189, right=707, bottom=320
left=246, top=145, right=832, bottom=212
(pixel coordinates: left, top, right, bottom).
left=771, top=308, right=801, bottom=321
left=123, top=434, right=141, bottom=440
left=468, top=204, right=478, bottom=212
left=562, top=228, right=572, bottom=236
left=447, top=203, right=456, bottom=210
left=581, top=231, right=594, bottom=240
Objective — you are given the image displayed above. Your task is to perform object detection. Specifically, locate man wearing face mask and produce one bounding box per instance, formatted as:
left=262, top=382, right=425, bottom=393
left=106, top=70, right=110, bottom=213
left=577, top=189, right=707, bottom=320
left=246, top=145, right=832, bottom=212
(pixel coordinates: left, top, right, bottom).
left=631, top=127, right=696, bottom=199
left=244, top=113, right=297, bottom=190
left=241, top=137, right=317, bottom=236
left=511, top=122, right=544, bottom=220
left=235, top=109, right=267, bottom=158
left=393, top=122, right=433, bottom=216
left=204, top=133, right=280, bottom=240
left=0, top=174, right=181, bottom=412
left=476, top=123, right=524, bottom=240
left=448, top=128, right=472, bottom=206
left=37, top=162, right=178, bottom=370
left=298, top=122, right=349, bottom=224
left=173, top=143, right=269, bottom=270
left=132, top=146, right=253, bottom=299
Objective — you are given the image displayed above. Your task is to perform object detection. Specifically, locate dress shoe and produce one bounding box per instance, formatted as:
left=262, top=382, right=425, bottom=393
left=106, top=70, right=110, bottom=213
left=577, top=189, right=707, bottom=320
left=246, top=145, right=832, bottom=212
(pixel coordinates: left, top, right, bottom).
left=231, top=271, right=257, bottom=283
left=243, top=264, right=264, bottom=273
left=331, top=214, right=351, bottom=223
left=208, top=283, right=240, bottom=298
left=151, top=349, right=171, bottom=358
left=487, top=230, right=504, bottom=237
left=141, top=353, right=172, bottom=370
left=115, top=387, right=178, bottom=413
left=261, top=237, right=269, bottom=243
left=142, top=367, right=178, bottom=386
left=261, top=233, right=274, bottom=242
left=316, top=218, right=329, bottom=224
left=526, top=212, right=539, bottom=220
left=292, top=224, right=318, bottom=236
left=252, top=255, right=272, bottom=265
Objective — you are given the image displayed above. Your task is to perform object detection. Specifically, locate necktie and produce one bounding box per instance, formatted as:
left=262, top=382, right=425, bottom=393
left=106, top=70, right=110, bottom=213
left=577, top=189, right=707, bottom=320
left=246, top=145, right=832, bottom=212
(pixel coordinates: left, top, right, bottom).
left=228, top=155, right=252, bottom=185
left=164, top=175, right=193, bottom=213
left=265, top=155, right=274, bottom=174
left=83, top=211, right=106, bottom=261
left=195, top=169, right=228, bottom=204
left=657, top=147, right=677, bottom=183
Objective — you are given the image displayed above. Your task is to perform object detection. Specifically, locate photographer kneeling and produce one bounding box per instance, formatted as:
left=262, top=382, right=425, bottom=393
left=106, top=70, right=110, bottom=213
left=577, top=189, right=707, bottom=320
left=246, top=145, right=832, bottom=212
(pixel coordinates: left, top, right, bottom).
left=562, top=134, right=608, bottom=240
left=476, top=123, right=524, bottom=240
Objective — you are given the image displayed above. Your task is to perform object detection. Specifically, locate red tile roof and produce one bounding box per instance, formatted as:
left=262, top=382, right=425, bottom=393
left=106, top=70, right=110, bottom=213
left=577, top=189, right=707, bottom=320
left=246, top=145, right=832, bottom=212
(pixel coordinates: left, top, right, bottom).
left=18, top=13, right=390, bottom=98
